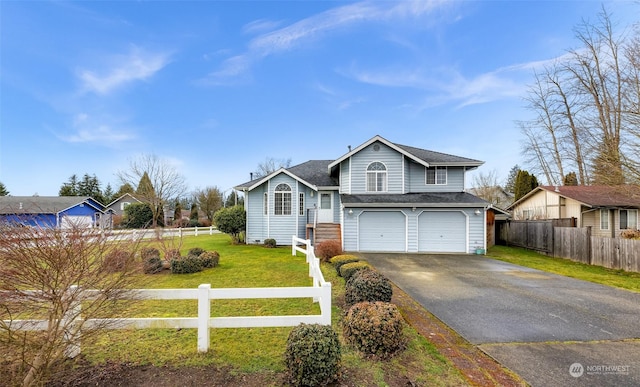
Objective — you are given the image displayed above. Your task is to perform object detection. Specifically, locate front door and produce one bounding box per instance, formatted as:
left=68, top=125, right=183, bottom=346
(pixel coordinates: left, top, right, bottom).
left=318, top=192, right=333, bottom=223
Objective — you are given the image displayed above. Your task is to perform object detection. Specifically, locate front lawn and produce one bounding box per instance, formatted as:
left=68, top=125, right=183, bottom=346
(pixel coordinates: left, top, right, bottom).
left=487, top=245, right=640, bottom=292
left=78, top=234, right=467, bottom=386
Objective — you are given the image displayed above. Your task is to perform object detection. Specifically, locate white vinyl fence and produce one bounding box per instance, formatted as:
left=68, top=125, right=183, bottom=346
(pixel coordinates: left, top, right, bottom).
left=2, top=236, right=331, bottom=356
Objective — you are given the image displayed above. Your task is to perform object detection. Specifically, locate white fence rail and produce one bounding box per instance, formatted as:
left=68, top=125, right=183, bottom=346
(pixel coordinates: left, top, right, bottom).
left=107, top=226, right=220, bottom=239
left=3, top=237, right=331, bottom=356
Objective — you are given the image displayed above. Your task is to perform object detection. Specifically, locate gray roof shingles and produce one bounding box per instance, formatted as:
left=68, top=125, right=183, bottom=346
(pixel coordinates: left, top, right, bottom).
left=341, top=192, right=488, bottom=205
left=0, top=196, right=98, bottom=214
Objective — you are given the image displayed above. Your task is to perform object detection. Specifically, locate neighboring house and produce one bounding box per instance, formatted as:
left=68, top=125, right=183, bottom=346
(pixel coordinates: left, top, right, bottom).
left=507, top=185, right=640, bottom=238
left=234, top=135, right=490, bottom=253
left=0, top=196, right=110, bottom=229
left=105, top=193, right=143, bottom=217
left=467, top=186, right=514, bottom=210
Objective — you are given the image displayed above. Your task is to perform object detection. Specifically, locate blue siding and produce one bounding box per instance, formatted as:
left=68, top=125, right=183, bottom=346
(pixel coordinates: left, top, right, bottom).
left=0, top=214, right=57, bottom=228
left=349, top=142, right=404, bottom=194
left=245, top=173, right=318, bottom=245
left=406, top=163, right=466, bottom=192
left=340, top=160, right=350, bottom=194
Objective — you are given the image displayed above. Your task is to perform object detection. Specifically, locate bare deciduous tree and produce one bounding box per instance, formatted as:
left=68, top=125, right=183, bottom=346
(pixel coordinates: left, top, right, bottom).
left=253, top=157, right=292, bottom=178
left=194, top=186, right=224, bottom=223
left=470, top=170, right=513, bottom=209
left=118, top=154, right=188, bottom=227
left=520, top=7, right=639, bottom=185
left=0, top=223, right=145, bottom=386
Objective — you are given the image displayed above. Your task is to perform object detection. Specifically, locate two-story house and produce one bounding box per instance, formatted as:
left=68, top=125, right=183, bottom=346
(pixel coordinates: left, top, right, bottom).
left=234, top=135, right=489, bottom=253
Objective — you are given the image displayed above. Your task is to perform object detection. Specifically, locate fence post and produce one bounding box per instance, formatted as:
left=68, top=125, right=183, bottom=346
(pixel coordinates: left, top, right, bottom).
left=197, top=284, right=211, bottom=353
left=209, top=226, right=213, bottom=235
left=63, top=285, right=81, bottom=358
left=195, top=226, right=199, bottom=237
left=320, top=282, right=332, bottom=325
left=586, top=226, right=592, bottom=265
left=292, top=236, right=296, bottom=256
left=179, top=228, right=182, bottom=238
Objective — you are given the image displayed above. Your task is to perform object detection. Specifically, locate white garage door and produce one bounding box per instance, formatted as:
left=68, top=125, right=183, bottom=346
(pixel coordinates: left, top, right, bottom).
left=358, top=211, right=406, bottom=252
left=60, top=215, right=93, bottom=229
left=418, top=211, right=466, bottom=253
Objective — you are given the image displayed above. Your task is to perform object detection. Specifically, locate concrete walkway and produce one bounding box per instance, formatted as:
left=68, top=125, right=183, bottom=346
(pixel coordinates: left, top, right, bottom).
left=361, top=253, right=640, bottom=387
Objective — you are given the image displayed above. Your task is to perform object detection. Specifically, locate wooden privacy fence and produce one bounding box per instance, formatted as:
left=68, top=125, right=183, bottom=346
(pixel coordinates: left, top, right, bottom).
left=3, top=236, right=331, bottom=356
left=554, top=227, right=640, bottom=272
left=500, top=221, right=640, bottom=273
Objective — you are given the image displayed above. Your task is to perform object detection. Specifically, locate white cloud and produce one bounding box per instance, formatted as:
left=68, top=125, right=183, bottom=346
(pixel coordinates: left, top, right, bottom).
left=59, top=113, right=135, bottom=144
left=78, top=46, right=170, bottom=95
left=204, top=0, right=450, bottom=84
left=242, top=18, right=282, bottom=35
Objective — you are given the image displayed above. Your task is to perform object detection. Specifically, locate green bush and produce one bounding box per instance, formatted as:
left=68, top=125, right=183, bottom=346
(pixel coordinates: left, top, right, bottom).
left=170, top=256, right=203, bottom=274
left=314, top=240, right=343, bottom=262
left=284, top=323, right=341, bottom=387
left=343, top=301, right=405, bottom=358
left=187, top=247, right=205, bottom=257
left=140, top=247, right=160, bottom=260
left=198, top=251, right=220, bottom=268
left=143, top=256, right=164, bottom=274
left=329, top=254, right=359, bottom=276
left=340, top=261, right=371, bottom=282
left=345, top=269, right=392, bottom=308
left=264, top=238, right=277, bottom=248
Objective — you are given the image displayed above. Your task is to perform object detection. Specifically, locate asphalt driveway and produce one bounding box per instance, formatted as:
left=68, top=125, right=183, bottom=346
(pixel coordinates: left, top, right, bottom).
left=361, top=253, right=640, bottom=387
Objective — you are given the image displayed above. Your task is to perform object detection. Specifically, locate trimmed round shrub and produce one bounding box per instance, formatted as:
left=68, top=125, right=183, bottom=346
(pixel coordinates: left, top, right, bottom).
left=284, top=323, right=341, bottom=387
left=170, top=256, right=203, bottom=274
left=343, top=301, right=405, bottom=358
left=264, top=238, right=277, bottom=248
left=140, top=247, right=160, bottom=260
left=314, top=240, right=343, bottom=262
left=198, top=251, right=220, bottom=268
left=329, top=254, right=359, bottom=276
left=144, top=256, right=164, bottom=274
left=345, top=269, right=392, bottom=308
left=187, top=247, right=205, bottom=257
left=340, top=261, right=372, bottom=282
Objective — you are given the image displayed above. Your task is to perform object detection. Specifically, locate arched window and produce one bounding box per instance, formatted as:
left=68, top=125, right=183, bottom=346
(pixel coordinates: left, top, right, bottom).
left=366, top=162, right=387, bottom=192
left=274, top=183, right=292, bottom=215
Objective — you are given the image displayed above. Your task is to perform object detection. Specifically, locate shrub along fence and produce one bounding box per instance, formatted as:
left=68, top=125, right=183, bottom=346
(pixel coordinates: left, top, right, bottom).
left=499, top=221, right=640, bottom=273
left=3, top=236, right=331, bottom=356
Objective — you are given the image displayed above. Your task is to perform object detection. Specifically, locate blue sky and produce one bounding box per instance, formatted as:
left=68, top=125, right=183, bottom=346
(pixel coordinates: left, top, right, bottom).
left=1, top=1, right=638, bottom=198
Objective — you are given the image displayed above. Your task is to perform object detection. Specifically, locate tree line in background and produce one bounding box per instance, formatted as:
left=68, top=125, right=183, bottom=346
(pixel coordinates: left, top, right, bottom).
left=519, top=7, right=640, bottom=186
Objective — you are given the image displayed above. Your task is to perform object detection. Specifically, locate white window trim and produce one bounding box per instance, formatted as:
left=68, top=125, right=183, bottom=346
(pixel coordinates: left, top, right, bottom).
left=299, top=192, right=305, bottom=216
left=620, top=209, right=638, bottom=230
left=426, top=166, right=447, bottom=185
left=366, top=161, right=388, bottom=192
left=600, top=209, right=609, bottom=230
left=263, top=192, right=268, bottom=216
left=274, top=183, right=292, bottom=216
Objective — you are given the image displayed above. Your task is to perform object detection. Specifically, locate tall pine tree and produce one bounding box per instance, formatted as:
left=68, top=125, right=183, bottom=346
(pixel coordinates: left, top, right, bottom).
left=514, top=170, right=539, bottom=201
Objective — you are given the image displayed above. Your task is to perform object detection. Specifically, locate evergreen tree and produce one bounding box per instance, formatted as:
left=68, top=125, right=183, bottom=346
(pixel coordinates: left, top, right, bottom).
left=77, top=173, right=105, bottom=203
left=504, top=165, right=520, bottom=193
left=173, top=199, right=183, bottom=225
left=135, top=172, right=155, bottom=199
left=59, top=174, right=79, bottom=196
left=224, top=191, right=244, bottom=208
left=563, top=172, right=579, bottom=186
left=114, top=183, right=135, bottom=199
left=123, top=203, right=154, bottom=229
left=103, top=183, right=115, bottom=204
left=190, top=203, right=199, bottom=221
left=0, top=182, right=9, bottom=196
left=514, top=170, right=539, bottom=201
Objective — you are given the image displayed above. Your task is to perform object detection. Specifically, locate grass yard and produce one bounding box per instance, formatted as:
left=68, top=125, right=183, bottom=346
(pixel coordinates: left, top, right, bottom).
left=76, top=234, right=467, bottom=386
left=487, top=245, right=640, bottom=293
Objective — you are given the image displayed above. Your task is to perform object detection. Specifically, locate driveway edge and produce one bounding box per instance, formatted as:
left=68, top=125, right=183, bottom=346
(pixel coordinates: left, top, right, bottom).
left=391, top=284, right=527, bottom=387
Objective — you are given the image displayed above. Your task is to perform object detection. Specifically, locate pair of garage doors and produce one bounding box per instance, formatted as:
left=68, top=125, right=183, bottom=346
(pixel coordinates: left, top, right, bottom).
left=358, top=211, right=467, bottom=253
